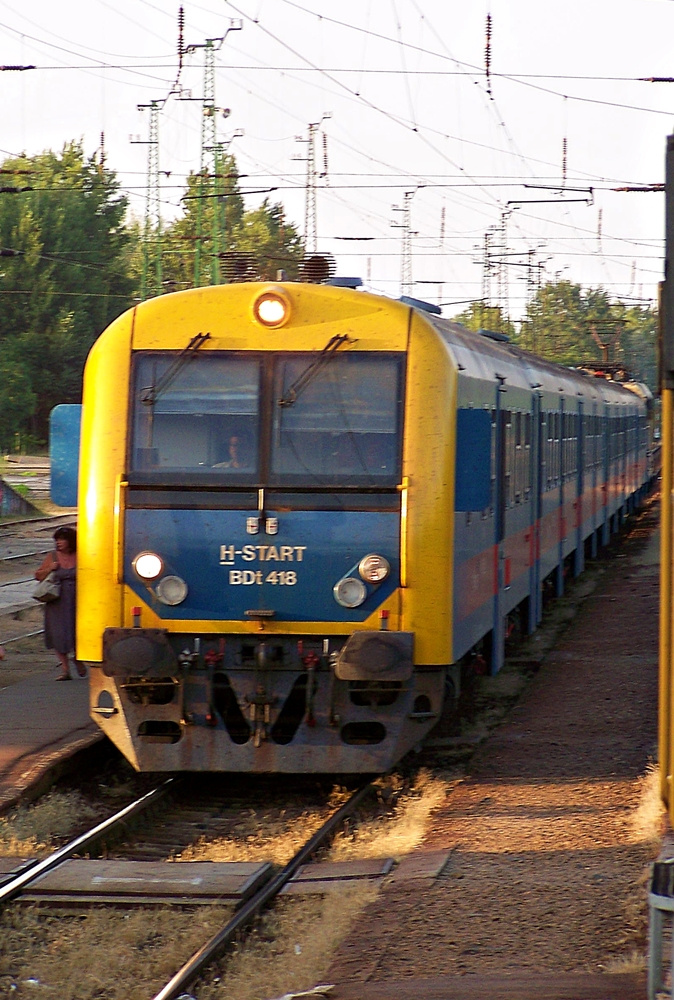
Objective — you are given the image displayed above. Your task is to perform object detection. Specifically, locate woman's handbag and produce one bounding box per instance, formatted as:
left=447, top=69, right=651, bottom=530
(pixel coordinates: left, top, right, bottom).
left=33, top=571, right=61, bottom=603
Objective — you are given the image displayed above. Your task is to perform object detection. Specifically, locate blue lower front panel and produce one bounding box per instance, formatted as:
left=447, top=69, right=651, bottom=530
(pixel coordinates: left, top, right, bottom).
left=124, top=507, right=399, bottom=622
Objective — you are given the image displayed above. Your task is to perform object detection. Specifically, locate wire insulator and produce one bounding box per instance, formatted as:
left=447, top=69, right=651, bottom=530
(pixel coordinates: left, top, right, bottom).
left=178, top=7, right=185, bottom=68
left=485, top=13, right=492, bottom=96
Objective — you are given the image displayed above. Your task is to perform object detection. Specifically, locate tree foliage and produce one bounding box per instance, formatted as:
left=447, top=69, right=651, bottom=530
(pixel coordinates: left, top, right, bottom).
left=518, top=280, right=657, bottom=388
left=0, top=143, right=134, bottom=447
left=452, top=302, right=517, bottom=339
left=160, top=156, right=304, bottom=292
left=454, top=282, right=657, bottom=392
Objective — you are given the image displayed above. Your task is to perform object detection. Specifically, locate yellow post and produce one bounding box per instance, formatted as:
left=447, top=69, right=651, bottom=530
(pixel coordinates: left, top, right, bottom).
left=660, top=388, right=672, bottom=809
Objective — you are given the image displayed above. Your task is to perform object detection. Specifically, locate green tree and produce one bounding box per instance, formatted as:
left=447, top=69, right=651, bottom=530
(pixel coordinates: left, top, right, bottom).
left=618, top=304, right=657, bottom=390
left=0, top=143, right=135, bottom=443
left=515, top=281, right=658, bottom=391
left=518, top=281, right=592, bottom=363
left=161, top=156, right=304, bottom=290
left=452, top=301, right=517, bottom=339
left=0, top=347, right=36, bottom=452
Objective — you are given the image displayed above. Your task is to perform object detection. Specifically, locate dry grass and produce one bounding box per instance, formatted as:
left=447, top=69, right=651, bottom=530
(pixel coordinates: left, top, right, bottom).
left=0, top=791, right=100, bottom=857
left=0, top=883, right=376, bottom=998
left=0, top=904, right=234, bottom=999
left=196, top=885, right=378, bottom=1000
left=174, top=787, right=352, bottom=866
left=629, top=762, right=664, bottom=848
left=328, top=769, right=449, bottom=862
left=602, top=949, right=647, bottom=974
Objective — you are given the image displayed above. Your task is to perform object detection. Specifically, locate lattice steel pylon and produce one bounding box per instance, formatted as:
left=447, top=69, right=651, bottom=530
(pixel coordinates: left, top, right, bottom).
left=392, top=191, right=416, bottom=297
left=304, top=122, right=319, bottom=255
left=293, top=115, right=330, bottom=256
left=138, top=99, right=162, bottom=301
left=185, top=20, right=241, bottom=287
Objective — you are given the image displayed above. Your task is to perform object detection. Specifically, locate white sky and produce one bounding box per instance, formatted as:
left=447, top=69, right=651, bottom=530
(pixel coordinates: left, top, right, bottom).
left=1, top=0, right=673, bottom=320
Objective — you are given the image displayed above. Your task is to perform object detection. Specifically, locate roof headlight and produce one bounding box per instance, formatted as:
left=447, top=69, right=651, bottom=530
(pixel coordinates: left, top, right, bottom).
left=358, top=553, right=390, bottom=583
left=253, top=287, right=291, bottom=328
left=155, top=575, right=189, bottom=606
left=333, top=576, right=367, bottom=609
left=133, top=551, right=164, bottom=581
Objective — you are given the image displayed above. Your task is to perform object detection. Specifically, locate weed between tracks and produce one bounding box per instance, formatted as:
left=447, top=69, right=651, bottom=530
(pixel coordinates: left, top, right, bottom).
left=0, top=790, right=101, bottom=857
left=328, top=769, right=449, bottom=861
left=0, top=772, right=448, bottom=998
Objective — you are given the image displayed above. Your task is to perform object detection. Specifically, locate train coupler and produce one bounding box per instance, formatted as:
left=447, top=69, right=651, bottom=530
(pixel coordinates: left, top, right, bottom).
left=245, top=684, right=278, bottom=747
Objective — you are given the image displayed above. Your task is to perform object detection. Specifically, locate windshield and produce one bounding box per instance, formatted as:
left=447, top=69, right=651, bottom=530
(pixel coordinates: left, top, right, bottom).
left=271, top=353, right=403, bottom=485
left=131, top=354, right=260, bottom=478
left=129, top=351, right=403, bottom=486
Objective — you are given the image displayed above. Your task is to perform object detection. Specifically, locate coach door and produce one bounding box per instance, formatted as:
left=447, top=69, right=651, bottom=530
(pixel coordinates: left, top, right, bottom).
left=492, top=376, right=507, bottom=673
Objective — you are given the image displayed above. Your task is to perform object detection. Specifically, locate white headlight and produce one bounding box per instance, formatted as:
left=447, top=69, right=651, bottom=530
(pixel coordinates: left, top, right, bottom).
left=358, top=553, right=390, bottom=583
left=333, top=576, right=367, bottom=608
left=155, top=575, right=188, bottom=606
left=133, top=552, right=163, bottom=581
left=253, top=287, right=291, bottom=328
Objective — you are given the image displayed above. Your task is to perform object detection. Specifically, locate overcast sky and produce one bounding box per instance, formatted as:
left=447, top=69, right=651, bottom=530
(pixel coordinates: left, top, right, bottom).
left=1, top=0, right=673, bottom=319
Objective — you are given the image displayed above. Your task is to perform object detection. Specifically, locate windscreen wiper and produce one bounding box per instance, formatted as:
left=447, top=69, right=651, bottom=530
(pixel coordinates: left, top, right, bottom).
left=278, top=334, right=353, bottom=407
left=141, top=332, right=211, bottom=406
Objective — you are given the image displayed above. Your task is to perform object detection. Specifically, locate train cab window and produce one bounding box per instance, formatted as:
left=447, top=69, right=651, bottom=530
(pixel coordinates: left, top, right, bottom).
left=270, top=353, right=403, bottom=486
left=130, top=354, right=260, bottom=479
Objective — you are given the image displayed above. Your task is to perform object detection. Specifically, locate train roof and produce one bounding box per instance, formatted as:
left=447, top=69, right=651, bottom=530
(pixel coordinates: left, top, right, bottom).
left=423, top=311, right=645, bottom=408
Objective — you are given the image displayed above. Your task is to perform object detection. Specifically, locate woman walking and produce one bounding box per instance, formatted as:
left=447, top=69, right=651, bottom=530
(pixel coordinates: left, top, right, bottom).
left=35, top=526, right=85, bottom=681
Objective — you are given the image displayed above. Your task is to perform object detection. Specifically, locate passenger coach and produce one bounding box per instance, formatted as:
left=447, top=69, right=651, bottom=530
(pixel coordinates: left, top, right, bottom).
left=51, top=280, right=652, bottom=772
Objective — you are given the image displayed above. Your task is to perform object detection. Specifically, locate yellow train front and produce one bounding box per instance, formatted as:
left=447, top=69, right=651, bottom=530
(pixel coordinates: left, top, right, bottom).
left=74, top=280, right=651, bottom=773
left=77, top=282, right=457, bottom=772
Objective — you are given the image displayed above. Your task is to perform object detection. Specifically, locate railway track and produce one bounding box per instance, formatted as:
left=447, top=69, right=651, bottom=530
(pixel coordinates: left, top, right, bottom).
left=0, top=774, right=378, bottom=998
left=0, top=511, right=76, bottom=627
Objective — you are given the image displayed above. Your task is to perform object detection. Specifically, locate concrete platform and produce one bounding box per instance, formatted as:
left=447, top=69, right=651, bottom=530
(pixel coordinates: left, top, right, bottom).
left=331, top=972, right=646, bottom=1000
left=0, top=578, right=37, bottom=616
left=0, top=672, right=102, bottom=813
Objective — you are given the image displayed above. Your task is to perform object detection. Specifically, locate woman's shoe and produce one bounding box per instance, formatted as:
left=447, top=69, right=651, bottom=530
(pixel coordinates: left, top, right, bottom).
left=55, top=673, right=71, bottom=681
left=75, top=661, right=86, bottom=677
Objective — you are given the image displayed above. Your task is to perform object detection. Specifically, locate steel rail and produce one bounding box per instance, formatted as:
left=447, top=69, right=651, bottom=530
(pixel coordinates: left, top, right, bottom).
left=0, top=778, right=176, bottom=904
left=152, top=780, right=376, bottom=1000
left=0, top=513, right=75, bottom=531
left=1, top=547, right=51, bottom=561
left=1, top=629, right=44, bottom=644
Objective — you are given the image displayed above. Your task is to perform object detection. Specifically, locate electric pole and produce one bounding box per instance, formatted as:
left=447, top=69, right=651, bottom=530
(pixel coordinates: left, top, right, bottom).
left=137, top=99, right=162, bottom=301
left=185, top=20, right=241, bottom=287
left=392, top=191, right=416, bottom=297
left=293, top=116, right=330, bottom=255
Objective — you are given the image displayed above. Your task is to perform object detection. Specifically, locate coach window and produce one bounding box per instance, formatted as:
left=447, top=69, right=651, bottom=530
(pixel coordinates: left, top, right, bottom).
left=523, top=412, right=531, bottom=499
left=270, top=353, right=403, bottom=486
left=484, top=407, right=497, bottom=518
left=514, top=411, right=522, bottom=503
left=130, top=354, right=260, bottom=479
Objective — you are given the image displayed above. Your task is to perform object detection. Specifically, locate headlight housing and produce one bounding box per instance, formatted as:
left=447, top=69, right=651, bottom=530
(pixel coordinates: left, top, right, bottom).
left=358, top=553, right=390, bottom=583
left=333, top=577, right=367, bottom=608
left=155, top=575, right=188, bottom=606
left=133, top=552, right=164, bottom=581
left=252, top=287, right=291, bottom=328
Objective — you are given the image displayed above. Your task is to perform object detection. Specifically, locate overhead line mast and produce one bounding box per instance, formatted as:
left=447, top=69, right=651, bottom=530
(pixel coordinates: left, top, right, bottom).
left=137, top=99, right=162, bottom=302
left=185, top=21, right=242, bottom=288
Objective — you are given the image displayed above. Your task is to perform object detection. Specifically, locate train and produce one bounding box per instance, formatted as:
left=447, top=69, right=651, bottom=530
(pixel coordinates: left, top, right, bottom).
left=51, top=279, right=656, bottom=773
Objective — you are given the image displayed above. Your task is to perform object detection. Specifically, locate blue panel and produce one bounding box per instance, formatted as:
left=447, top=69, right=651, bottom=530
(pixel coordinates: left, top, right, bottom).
left=455, top=408, right=491, bottom=511
left=50, top=405, right=81, bottom=507
left=124, top=508, right=400, bottom=622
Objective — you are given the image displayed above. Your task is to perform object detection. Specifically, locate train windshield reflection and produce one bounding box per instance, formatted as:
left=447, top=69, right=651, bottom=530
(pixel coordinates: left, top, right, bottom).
left=129, top=351, right=403, bottom=486
left=131, top=354, right=260, bottom=477
left=271, top=353, right=403, bottom=485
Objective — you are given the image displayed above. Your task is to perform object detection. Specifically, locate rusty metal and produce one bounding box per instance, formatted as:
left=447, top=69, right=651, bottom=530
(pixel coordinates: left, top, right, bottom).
left=0, top=779, right=175, bottom=905
left=152, top=780, right=376, bottom=1000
